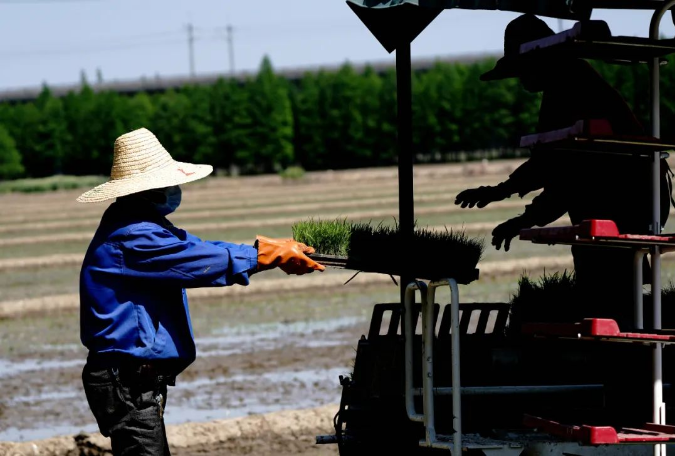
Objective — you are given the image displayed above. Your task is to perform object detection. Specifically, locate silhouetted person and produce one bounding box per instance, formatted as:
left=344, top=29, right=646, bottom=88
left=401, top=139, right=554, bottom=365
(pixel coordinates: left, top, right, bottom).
left=455, top=14, right=671, bottom=328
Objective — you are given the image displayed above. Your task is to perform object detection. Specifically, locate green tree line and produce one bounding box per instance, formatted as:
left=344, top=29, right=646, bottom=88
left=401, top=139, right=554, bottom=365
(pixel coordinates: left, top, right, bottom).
left=0, top=55, right=668, bottom=180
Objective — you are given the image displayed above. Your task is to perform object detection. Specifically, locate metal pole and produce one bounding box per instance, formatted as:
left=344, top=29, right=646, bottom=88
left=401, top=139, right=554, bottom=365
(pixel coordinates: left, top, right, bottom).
left=404, top=281, right=425, bottom=423
left=634, top=251, right=645, bottom=330
left=648, top=4, right=675, bottom=454
left=422, top=282, right=437, bottom=445
left=428, top=279, right=461, bottom=455
left=187, top=23, right=195, bottom=78
left=448, top=279, right=461, bottom=456
left=396, top=41, right=415, bottom=300
left=227, top=24, right=235, bottom=75
left=412, top=384, right=604, bottom=396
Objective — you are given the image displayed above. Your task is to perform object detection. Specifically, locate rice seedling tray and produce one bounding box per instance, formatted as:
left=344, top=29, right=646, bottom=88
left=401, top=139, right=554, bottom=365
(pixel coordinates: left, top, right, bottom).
left=519, top=119, right=675, bottom=156
left=296, top=219, right=484, bottom=285
left=309, top=252, right=480, bottom=284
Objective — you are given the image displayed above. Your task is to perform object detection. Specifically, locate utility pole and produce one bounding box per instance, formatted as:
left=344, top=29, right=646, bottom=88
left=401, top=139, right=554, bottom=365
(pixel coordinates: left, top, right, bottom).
left=187, top=23, right=195, bottom=78
left=226, top=24, right=235, bottom=75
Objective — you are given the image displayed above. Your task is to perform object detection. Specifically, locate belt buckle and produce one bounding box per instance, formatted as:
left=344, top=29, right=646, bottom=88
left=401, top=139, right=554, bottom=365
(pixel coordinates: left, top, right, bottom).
left=138, top=363, right=155, bottom=376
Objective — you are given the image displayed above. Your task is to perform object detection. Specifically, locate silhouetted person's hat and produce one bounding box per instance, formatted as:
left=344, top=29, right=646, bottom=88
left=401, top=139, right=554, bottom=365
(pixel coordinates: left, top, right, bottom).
left=481, top=14, right=555, bottom=81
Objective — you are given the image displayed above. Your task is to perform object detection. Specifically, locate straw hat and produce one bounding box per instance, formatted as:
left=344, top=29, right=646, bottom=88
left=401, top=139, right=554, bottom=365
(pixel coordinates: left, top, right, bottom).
left=480, top=14, right=555, bottom=81
left=77, top=128, right=213, bottom=203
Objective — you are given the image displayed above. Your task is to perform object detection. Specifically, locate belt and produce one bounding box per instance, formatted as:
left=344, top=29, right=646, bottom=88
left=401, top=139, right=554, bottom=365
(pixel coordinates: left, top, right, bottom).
left=86, top=353, right=178, bottom=386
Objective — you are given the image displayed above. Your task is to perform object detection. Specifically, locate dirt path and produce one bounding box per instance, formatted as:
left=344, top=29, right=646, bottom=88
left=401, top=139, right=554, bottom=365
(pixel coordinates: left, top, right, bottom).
left=0, top=255, right=575, bottom=318
left=0, top=405, right=339, bottom=456
left=0, top=191, right=476, bottom=234
left=0, top=199, right=530, bottom=247
left=0, top=176, right=509, bottom=231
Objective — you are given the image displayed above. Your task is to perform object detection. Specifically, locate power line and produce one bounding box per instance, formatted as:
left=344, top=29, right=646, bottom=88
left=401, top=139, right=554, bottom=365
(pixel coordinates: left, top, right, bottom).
left=0, top=0, right=102, bottom=3
left=0, top=38, right=185, bottom=58
left=0, top=29, right=184, bottom=57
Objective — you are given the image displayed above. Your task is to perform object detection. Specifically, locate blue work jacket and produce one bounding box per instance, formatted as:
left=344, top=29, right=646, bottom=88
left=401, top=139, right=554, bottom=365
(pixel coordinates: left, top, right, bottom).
left=80, top=198, right=257, bottom=372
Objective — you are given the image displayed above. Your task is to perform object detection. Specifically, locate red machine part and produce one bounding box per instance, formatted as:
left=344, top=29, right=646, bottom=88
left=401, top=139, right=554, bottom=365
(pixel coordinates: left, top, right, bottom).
left=520, top=219, right=675, bottom=249
left=522, top=318, right=675, bottom=343
left=523, top=415, right=675, bottom=444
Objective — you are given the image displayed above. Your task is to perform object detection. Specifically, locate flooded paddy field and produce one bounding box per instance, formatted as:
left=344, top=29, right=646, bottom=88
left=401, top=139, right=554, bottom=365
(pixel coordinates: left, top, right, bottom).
left=3, top=161, right=675, bottom=454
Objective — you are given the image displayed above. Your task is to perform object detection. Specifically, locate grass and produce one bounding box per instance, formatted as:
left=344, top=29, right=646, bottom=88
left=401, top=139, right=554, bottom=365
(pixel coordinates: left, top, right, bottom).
left=0, top=175, right=107, bottom=193
left=508, top=272, right=675, bottom=333
left=278, top=166, right=306, bottom=181
left=292, top=218, right=484, bottom=281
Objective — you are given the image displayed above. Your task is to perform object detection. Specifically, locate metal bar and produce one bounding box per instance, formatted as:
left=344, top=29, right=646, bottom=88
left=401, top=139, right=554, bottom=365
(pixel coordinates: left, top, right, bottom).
left=387, top=309, right=401, bottom=335
left=404, top=281, right=425, bottom=423
left=475, top=309, right=490, bottom=335
left=413, top=384, right=604, bottom=396
left=396, top=41, right=414, bottom=246
left=635, top=250, right=645, bottom=330
left=449, top=279, right=462, bottom=456
left=422, top=281, right=437, bottom=445
left=428, top=279, right=461, bottom=456
left=315, top=435, right=339, bottom=444
left=649, top=5, right=674, bottom=454
left=305, top=254, right=348, bottom=268
left=396, top=40, right=415, bottom=300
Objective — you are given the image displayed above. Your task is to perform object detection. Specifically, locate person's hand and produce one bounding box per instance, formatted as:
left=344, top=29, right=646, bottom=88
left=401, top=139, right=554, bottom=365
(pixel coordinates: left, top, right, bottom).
left=491, top=217, right=527, bottom=252
left=255, top=235, right=326, bottom=275
left=455, top=185, right=507, bottom=208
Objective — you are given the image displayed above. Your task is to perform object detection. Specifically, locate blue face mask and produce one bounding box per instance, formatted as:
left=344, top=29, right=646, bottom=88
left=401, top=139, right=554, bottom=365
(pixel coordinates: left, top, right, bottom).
left=148, top=186, right=182, bottom=216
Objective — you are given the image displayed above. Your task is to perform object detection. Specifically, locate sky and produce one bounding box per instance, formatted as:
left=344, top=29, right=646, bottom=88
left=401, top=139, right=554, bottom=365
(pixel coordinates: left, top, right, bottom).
left=1, top=0, right=674, bottom=91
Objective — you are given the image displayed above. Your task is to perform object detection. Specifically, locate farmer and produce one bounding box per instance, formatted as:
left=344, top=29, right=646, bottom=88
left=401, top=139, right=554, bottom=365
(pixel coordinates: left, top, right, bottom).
left=455, top=14, right=672, bottom=327
left=77, top=128, right=325, bottom=456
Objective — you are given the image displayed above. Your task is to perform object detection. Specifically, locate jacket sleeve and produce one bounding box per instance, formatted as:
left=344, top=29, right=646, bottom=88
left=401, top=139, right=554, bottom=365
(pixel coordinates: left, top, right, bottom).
left=119, top=223, right=258, bottom=288
left=520, top=185, right=568, bottom=228
left=182, top=230, right=252, bottom=252
left=500, top=156, right=547, bottom=198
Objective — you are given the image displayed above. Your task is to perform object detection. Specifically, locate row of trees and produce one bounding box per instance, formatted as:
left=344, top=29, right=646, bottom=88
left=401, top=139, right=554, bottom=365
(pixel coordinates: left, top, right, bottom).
left=0, top=56, right=669, bottom=180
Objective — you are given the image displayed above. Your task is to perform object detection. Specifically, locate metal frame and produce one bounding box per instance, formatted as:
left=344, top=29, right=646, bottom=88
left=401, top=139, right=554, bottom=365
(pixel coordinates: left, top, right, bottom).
left=635, top=250, right=646, bottom=330
left=348, top=1, right=675, bottom=454
left=427, top=279, right=461, bottom=454
left=649, top=3, right=675, bottom=454
left=404, top=279, right=461, bottom=454
left=404, top=280, right=426, bottom=425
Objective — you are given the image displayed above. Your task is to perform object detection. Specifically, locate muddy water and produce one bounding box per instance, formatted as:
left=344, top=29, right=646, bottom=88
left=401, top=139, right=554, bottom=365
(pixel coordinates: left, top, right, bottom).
left=0, top=313, right=371, bottom=442
left=0, top=276, right=517, bottom=444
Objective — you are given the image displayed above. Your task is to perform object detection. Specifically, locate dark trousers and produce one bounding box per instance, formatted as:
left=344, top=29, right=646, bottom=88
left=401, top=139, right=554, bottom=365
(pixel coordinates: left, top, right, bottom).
left=82, top=361, right=173, bottom=456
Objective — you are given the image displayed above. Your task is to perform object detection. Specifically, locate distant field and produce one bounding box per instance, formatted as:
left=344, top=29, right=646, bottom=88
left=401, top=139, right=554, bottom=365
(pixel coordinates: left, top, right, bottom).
left=2, top=159, right=675, bottom=310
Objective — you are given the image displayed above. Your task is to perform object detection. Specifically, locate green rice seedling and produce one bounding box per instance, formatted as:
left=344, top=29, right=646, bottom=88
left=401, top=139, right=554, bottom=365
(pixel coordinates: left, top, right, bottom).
left=292, top=218, right=484, bottom=283
left=508, top=271, right=579, bottom=336
left=510, top=274, right=675, bottom=334
left=291, top=218, right=352, bottom=257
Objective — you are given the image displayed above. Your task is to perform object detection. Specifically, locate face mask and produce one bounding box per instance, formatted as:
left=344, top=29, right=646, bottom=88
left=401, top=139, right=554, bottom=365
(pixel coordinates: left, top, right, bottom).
left=147, top=186, right=182, bottom=216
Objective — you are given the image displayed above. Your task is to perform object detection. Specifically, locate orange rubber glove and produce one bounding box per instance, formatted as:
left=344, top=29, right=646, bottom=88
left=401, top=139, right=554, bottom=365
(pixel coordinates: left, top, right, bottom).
left=255, top=235, right=326, bottom=275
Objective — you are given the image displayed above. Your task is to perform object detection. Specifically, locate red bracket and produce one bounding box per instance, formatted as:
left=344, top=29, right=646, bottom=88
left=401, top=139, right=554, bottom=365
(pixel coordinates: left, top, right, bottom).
left=522, top=318, right=675, bottom=343
left=524, top=415, right=675, bottom=444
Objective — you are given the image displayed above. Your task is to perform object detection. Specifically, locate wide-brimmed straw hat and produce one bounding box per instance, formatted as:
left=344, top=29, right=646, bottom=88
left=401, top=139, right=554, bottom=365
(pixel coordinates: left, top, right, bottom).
left=480, top=14, right=555, bottom=82
left=77, top=128, right=213, bottom=203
